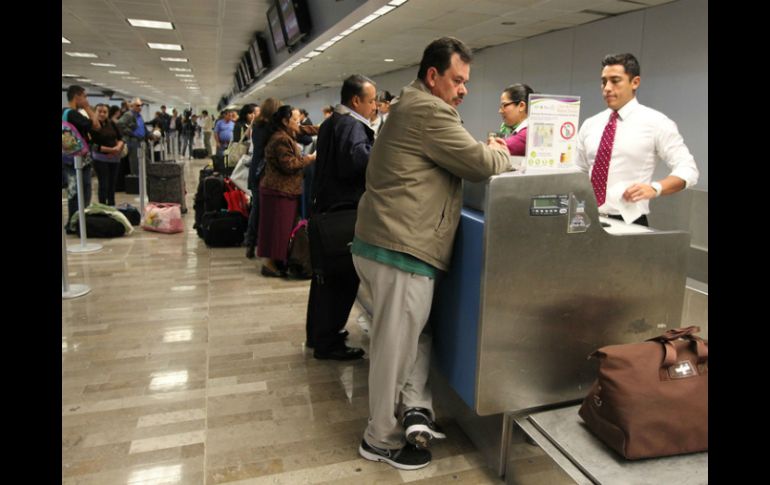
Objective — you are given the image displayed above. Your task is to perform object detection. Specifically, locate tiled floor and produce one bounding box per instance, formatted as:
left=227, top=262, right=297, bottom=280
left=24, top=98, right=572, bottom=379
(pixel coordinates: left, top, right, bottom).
left=62, top=158, right=503, bottom=485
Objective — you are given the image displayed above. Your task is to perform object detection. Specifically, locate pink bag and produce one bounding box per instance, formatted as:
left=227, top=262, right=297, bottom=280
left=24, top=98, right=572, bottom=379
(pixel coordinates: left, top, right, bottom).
left=141, top=203, right=184, bottom=234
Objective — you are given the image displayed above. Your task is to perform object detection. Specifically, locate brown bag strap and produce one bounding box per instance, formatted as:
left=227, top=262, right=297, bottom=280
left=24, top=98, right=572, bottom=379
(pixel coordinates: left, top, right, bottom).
left=648, top=326, right=707, bottom=366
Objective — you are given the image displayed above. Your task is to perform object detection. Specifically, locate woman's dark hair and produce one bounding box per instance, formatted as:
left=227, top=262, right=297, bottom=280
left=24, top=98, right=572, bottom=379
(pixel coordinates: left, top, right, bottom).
left=417, top=37, right=473, bottom=82
left=502, top=83, right=535, bottom=112
left=376, top=90, right=394, bottom=103
left=108, top=105, right=121, bottom=119
left=239, top=103, right=257, bottom=121
left=94, top=103, right=109, bottom=111
left=269, top=105, right=295, bottom=136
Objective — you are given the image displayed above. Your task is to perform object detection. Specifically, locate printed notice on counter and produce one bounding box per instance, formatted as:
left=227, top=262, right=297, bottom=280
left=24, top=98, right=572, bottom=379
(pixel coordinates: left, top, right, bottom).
left=524, top=94, right=581, bottom=173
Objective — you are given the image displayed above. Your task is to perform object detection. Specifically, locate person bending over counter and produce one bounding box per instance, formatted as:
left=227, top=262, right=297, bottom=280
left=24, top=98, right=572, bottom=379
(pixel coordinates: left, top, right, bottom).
left=576, top=53, right=699, bottom=226
left=497, top=83, right=534, bottom=156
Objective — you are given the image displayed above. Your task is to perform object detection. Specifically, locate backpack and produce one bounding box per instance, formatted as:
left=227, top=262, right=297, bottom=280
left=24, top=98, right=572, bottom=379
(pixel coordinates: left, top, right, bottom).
left=62, top=108, right=90, bottom=157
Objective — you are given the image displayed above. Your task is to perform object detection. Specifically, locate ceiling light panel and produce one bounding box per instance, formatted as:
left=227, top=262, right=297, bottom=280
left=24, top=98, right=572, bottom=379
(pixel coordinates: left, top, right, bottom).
left=127, top=18, right=174, bottom=30
left=148, top=43, right=183, bottom=51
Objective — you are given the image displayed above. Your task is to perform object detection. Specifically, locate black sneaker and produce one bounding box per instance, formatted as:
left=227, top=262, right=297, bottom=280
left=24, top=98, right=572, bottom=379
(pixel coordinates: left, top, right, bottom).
left=358, top=439, right=431, bottom=470
left=403, top=408, right=446, bottom=449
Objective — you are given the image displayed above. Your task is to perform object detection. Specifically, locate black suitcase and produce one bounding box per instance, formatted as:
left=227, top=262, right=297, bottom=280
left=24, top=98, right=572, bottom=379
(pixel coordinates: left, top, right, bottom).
left=203, top=175, right=227, bottom=212
left=147, top=161, right=187, bottom=213
left=201, top=211, right=247, bottom=247
left=193, top=148, right=207, bottom=159
left=71, top=214, right=126, bottom=238
left=125, top=174, right=139, bottom=194
left=116, top=203, right=141, bottom=226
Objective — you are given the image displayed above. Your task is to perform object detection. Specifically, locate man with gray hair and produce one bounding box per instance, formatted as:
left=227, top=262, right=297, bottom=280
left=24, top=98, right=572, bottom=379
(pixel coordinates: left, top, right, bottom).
left=353, top=37, right=513, bottom=470
left=117, top=97, right=147, bottom=175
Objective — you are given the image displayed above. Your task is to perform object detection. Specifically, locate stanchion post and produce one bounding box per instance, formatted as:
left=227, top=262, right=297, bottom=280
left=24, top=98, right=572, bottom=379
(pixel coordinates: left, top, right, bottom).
left=139, top=141, right=147, bottom=215
left=62, top=221, right=91, bottom=299
left=68, top=155, right=102, bottom=254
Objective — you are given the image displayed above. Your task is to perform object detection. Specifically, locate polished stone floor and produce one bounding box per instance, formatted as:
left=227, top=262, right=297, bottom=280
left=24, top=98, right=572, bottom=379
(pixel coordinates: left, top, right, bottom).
left=62, top=158, right=503, bottom=485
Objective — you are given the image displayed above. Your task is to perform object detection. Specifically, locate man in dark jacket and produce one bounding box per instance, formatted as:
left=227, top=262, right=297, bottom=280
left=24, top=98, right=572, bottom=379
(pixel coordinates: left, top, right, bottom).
left=306, top=74, right=376, bottom=360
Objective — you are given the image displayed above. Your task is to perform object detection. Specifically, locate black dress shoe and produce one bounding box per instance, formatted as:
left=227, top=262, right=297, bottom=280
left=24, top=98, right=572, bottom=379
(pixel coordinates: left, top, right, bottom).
left=245, top=245, right=256, bottom=259
left=314, top=346, right=365, bottom=361
left=261, top=266, right=284, bottom=278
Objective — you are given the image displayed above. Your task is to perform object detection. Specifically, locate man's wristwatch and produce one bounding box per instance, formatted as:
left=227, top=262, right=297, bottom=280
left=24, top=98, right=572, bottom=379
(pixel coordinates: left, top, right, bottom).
left=651, top=181, right=662, bottom=197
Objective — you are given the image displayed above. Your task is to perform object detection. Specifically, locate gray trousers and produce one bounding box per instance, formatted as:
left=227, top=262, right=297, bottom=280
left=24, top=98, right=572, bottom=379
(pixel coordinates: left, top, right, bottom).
left=353, top=254, right=435, bottom=449
left=203, top=131, right=213, bottom=156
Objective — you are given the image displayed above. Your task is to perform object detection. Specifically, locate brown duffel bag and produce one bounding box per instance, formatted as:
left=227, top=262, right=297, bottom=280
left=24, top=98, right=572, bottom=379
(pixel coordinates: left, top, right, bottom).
left=578, top=326, right=708, bottom=459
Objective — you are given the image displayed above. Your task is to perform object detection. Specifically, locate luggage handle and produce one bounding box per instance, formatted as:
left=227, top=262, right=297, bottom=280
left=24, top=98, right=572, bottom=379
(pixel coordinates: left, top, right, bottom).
left=648, top=326, right=708, bottom=366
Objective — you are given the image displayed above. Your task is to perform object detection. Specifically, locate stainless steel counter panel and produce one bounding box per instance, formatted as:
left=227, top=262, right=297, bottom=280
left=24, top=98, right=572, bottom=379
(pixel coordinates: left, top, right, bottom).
left=474, top=172, right=690, bottom=415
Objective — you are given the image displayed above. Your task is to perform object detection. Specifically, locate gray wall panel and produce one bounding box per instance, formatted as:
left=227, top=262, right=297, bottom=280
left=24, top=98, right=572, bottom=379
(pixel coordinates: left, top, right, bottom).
left=572, top=11, right=646, bottom=119
left=641, top=0, right=708, bottom=189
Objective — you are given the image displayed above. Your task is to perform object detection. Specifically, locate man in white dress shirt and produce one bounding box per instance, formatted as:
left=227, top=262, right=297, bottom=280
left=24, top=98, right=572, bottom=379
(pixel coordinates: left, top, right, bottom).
left=575, top=53, right=699, bottom=226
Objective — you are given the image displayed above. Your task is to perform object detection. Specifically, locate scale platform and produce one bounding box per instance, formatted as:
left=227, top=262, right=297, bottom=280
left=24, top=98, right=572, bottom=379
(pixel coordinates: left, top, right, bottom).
left=510, top=404, right=708, bottom=485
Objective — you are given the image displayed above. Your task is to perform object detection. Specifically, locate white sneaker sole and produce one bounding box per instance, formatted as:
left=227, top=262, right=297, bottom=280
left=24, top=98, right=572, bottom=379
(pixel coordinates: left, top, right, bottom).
left=405, top=424, right=447, bottom=448
left=358, top=444, right=430, bottom=470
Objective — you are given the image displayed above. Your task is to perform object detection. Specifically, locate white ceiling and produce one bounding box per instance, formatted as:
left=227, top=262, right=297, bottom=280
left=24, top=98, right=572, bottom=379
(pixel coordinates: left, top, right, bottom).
left=62, top=0, right=675, bottom=108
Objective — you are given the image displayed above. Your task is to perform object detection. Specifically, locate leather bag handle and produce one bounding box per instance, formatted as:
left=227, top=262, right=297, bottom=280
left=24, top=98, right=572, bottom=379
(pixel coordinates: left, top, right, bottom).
left=648, top=326, right=707, bottom=366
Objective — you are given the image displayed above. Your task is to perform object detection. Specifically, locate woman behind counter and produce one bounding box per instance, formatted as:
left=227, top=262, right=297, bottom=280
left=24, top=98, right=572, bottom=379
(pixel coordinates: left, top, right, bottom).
left=258, top=105, right=319, bottom=277
left=498, top=83, right=534, bottom=156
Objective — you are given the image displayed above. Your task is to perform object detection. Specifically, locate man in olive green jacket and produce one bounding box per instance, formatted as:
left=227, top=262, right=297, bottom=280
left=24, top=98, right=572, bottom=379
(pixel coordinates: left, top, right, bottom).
left=353, top=37, right=513, bottom=471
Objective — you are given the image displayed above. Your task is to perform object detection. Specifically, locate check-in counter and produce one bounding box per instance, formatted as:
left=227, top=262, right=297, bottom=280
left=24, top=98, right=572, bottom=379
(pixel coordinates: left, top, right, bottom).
left=429, top=168, right=696, bottom=480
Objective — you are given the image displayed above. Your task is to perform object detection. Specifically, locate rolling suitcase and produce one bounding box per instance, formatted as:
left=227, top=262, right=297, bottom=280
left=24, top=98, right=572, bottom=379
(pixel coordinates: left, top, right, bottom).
left=193, top=148, right=207, bottom=159
left=147, top=161, right=187, bottom=213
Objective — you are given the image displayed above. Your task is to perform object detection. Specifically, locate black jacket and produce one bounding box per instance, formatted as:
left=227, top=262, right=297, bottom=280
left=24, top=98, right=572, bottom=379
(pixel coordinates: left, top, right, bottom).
left=310, top=106, right=374, bottom=213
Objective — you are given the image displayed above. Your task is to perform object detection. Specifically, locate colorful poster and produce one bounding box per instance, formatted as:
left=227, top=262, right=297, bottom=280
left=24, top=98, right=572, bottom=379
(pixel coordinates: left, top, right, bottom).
left=524, top=94, right=581, bottom=172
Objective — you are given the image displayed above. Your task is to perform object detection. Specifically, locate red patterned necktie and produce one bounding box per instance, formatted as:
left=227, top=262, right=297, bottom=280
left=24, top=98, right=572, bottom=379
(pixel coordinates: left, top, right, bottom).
left=590, top=111, right=619, bottom=206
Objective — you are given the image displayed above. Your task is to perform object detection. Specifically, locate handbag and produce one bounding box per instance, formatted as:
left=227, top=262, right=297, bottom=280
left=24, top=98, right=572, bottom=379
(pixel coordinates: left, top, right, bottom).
left=229, top=153, right=251, bottom=196
left=225, top=128, right=250, bottom=167
left=578, top=326, right=708, bottom=460
left=308, top=203, right=357, bottom=280
left=141, top=202, right=184, bottom=234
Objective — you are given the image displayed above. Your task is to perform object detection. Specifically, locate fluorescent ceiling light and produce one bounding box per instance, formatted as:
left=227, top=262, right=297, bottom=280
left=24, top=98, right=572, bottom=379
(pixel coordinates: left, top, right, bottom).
left=340, top=28, right=355, bottom=36
left=175, top=74, right=195, bottom=78
left=389, top=0, right=409, bottom=6
left=361, top=14, right=380, bottom=24
left=123, top=76, right=138, bottom=80
left=127, top=18, right=174, bottom=30
left=109, top=70, right=130, bottom=74
left=180, top=79, right=196, bottom=82
left=169, top=68, right=191, bottom=72
left=92, top=82, right=106, bottom=86
left=186, top=87, right=200, bottom=90
left=296, top=58, right=310, bottom=64
left=384, top=58, right=395, bottom=62
left=161, top=57, right=188, bottom=62
left=352, top=21, right=367, bottom=29
left=374, top=6, right=396, bottom=15
left=62, top=36, right=71, bottom=44
left=76, top=78, right=92, bottom=82
left=148, top=43, right=182, bottom=51
left=305, top=51, right=322, bottom=58
left=91, top=63, right=116, bottom=67
left=331, top=35, right=344, bottom=42
left=66, top=52, right=98, bottom=58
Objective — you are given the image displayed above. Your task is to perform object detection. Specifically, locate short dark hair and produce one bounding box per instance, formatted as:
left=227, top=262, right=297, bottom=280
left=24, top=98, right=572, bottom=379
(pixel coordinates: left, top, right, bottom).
left=602, top=53, right=640, bottom=79
left=417, top=37, right=473, bottom=82
left=300, top=109, right=309, bottom=117
left=322, top=105, right=334, bottom=114
left=269, top=105, right=295, bottom=135
left=67, top=85, right=85, bottom=101
left=161, top=105, right=167, bottom=109
left=376, top=90, right=394, bottom=103
left=108, top=105, right=121, bottom=119
left=340, top=74, right=375, bottom=106
left=202, top=110, right=208, bottom=115
left=502, top=83, right=535, bottom=112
